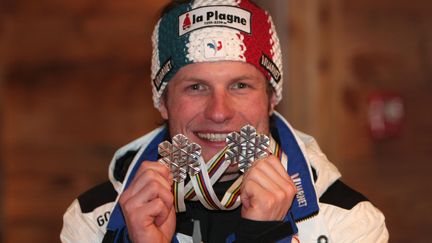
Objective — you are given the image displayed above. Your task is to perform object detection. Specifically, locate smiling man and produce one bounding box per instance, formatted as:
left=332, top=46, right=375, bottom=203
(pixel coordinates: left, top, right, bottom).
left=61, top=1, right=389, bottom=242
left=160, top=62, right=274, bottom=163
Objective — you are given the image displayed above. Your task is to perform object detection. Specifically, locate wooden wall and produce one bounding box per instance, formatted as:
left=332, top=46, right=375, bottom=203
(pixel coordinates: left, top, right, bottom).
left=287, top=0, right=432, bottom=242
left=340, top=2, right=432, bottom=241
left=0, top=1, right=168, bottom=242
left=1, top=0, right=432, bottom=242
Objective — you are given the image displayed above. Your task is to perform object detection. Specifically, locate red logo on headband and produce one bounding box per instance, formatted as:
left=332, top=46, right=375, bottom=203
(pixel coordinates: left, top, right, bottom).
left=183, top=13, right=191, bottom=30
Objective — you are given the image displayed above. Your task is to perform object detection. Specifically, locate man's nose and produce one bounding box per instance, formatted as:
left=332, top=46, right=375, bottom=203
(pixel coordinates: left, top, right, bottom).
left=204, top=91, right=234, bottom=123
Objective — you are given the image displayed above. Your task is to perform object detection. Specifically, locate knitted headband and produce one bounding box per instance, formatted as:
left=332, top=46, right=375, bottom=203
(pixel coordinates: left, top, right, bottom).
left=151, top=0, right=283, bottom=109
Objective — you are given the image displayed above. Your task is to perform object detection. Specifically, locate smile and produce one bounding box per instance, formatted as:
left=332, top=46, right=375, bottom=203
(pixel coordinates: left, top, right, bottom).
left=196, top=133, right=229, bottom=142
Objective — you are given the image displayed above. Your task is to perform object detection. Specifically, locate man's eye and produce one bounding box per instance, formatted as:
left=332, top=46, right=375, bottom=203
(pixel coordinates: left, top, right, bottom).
left=232, top=82, right=249, bottom=89
left=188, top=83, right=204, bottom=91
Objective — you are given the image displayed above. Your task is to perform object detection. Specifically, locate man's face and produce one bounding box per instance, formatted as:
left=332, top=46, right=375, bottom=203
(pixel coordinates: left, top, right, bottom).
left=159, top=61, right=276, bottom=162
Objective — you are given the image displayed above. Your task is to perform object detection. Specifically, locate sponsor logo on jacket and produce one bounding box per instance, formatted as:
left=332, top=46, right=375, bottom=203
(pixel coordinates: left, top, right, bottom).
left=291, top=173, right=308, bottom=207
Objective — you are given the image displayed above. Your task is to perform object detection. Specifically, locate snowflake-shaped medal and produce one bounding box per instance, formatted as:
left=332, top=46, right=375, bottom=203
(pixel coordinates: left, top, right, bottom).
left=158, top=134, right=201, bottom=182
left=225, top=125, right=270, bottom=173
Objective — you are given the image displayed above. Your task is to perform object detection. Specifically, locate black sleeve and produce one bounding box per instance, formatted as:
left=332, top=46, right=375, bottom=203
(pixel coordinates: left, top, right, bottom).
left=320, top=180, right=368, bottom=209
left=78, top=181, right=117, bottom=213
left=102, top=228, right=131, bottom=243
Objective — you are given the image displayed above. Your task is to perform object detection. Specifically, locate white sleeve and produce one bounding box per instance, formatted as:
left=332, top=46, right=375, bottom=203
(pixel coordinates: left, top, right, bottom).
left=60, top=199, right=107, bottom=243
left=321, top=201, right=389, bottom=243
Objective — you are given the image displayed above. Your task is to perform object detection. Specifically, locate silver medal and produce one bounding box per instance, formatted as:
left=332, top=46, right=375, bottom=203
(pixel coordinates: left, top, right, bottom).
left=225, top=125, right=270, bottom=172
left=158, top=134, right=201, bottom=182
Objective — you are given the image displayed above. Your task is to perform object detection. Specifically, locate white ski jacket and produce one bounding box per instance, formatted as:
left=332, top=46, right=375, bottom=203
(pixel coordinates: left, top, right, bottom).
left=61, top=113, right=389, bottom=242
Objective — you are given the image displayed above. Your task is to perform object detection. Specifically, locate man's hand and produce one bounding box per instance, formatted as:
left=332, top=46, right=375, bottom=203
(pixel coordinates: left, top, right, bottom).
left=119, top=162, right=175, bottom=243
left=240, top=155, right=297, bottom=221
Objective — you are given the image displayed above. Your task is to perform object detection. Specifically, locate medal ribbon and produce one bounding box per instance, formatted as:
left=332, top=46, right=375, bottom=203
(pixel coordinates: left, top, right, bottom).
left=176, top=137, right=286, bottom=211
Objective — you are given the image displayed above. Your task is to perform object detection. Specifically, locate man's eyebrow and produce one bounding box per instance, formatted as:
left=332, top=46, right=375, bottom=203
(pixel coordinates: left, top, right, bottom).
left=231, top=75, right=258, bottom=81
left=189, top=75, right=257, bottom=81
left=176, top=77, right=207, bottom=83
left=173, top=73, right=261, bottom=84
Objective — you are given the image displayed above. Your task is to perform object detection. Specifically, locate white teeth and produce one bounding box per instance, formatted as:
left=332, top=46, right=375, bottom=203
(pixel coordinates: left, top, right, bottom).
left=197, top=133, right=228, bottom=142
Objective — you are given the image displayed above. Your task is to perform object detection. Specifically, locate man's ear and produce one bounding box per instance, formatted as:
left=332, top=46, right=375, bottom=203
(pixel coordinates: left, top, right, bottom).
left=159, top=97, right=169, bottom=120
left=269, top=92, right=277, bottom=115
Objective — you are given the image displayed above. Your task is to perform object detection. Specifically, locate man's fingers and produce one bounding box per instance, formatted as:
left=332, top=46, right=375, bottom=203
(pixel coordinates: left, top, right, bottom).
left=135, top=161, right=172, bottom=181
left=128, top=169, right=172, bottom=196
left=145, top=198, right=173, bottom=227
left=243, top=164, right=280, bottom=192
left=253, top=156, right=297, bottom=194
left=241, top=179, right=281, bottom=220
left=125, top=198, right=172, bottom=231
left=241, top=179, right=269, bottom=205
left=122, top=180, right=174, bottom=211
left=259, top=155, right=292, bottom=183
left=240, top=156, right=298, bottom=221
left=119, top=161, right=176, bottom=242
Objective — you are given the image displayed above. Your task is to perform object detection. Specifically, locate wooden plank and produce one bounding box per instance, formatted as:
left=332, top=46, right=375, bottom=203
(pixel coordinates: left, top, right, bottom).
left=1, top=2, right=167, bottom=242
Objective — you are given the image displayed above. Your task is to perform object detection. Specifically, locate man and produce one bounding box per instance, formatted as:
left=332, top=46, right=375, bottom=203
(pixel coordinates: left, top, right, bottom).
left=61, top=0, right=389, bottom=242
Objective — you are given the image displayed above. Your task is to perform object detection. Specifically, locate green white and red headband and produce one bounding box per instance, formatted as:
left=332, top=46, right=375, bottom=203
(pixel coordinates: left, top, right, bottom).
left=151, top=0, right=283, bottom=109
